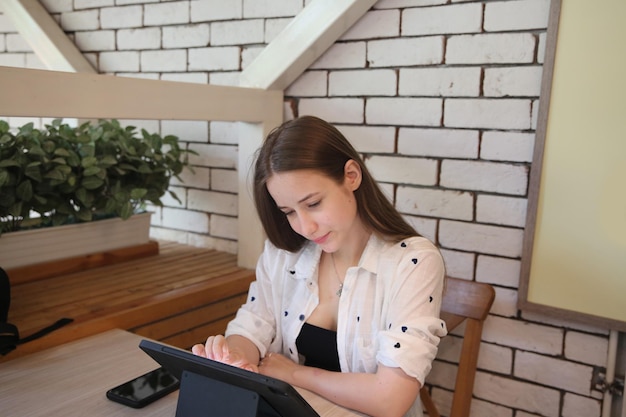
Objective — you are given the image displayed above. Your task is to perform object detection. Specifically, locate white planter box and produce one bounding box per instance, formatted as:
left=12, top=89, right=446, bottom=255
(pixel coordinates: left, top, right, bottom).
left=0, top=212, right=152, bottom=269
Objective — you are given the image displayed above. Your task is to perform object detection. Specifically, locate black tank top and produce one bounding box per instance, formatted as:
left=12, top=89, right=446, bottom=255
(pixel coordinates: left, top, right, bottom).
left=295, top=323, right=341, bottom=372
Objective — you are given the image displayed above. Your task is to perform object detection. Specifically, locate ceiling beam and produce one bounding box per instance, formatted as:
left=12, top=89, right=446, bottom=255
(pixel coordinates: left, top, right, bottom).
left=240, top=0, right=377, bottom=90
left=0, top=0, right=95, bottom=73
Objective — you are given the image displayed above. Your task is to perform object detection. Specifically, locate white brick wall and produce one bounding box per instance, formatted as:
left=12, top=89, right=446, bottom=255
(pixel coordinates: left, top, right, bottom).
left=0, top=1, right=610, bottom=415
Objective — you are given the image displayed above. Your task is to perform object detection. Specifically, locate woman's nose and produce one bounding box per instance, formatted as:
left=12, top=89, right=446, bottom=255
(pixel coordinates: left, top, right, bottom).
left=297, top=212, right=317, bottom=237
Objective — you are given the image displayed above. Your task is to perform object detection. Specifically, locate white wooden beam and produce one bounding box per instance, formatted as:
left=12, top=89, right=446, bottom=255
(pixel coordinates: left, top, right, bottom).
left=0, top=0, right=95, bottom=73
left=240, top=0, right=377, bottom=90
left=0, top=66, right=282, bottom=122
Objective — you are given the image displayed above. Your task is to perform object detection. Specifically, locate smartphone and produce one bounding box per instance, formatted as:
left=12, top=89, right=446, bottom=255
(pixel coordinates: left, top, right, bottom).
left=106, top=367, right=179, bottom=408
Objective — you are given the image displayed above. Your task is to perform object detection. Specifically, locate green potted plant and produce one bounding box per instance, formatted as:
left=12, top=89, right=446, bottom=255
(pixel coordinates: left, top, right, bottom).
left=0, top=119, right=194, bottom=268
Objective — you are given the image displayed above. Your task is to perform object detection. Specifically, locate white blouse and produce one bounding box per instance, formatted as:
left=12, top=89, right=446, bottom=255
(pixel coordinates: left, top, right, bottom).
left=225, top=233, right=448, bottom=417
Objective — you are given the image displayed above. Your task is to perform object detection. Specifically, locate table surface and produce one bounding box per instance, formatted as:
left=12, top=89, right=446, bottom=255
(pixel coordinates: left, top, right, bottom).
left=0, top=329, right=363, bottom=417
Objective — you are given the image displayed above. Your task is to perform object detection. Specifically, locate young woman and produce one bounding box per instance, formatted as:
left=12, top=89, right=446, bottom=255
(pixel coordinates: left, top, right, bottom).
left=192, top=116, right=447, bottom=417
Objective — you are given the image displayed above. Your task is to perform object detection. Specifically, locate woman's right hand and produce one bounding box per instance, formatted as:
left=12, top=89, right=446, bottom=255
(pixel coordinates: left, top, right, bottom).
left=191, top=335, right=259, bottom=373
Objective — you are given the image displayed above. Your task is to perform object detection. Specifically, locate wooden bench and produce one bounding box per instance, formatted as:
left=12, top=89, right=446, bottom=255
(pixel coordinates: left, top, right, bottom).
left=2, top=241, right=256, bottom=362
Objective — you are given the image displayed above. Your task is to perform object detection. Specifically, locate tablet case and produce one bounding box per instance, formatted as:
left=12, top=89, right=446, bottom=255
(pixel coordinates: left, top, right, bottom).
left=139, top=339, right=320, bottom=417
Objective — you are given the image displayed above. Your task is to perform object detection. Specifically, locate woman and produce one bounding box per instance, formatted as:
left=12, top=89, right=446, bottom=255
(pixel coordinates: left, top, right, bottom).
left=192, top=116, right=447, bottom=417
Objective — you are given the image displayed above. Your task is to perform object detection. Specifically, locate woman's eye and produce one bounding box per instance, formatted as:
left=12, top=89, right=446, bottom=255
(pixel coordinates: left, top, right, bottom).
left=283, top=210, right=295, bottom=217
left=308, top=201, right=321, bottom=208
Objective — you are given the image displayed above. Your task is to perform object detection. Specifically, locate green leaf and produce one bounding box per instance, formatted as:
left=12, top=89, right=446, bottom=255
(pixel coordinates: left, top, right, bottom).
left=130, top=188, right=148, bottom=200
left=81, top=156, right=98, bottom=168
left=120, top=201, right=133, bottom=219
left=16, top=180, right=33, bottom=201
left=83, top=166, right=102, bottom=176
left=81, top=176, right=104, bottom=190
left=0, top=170, right=8, bottom=187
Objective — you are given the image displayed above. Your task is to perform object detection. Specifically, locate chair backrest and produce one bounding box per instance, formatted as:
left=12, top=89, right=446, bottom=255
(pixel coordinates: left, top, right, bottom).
left=420, top=276, right=496, bottom=417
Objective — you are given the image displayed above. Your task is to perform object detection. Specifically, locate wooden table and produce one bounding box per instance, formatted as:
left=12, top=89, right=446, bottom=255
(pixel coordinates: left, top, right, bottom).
left=0, top=329, right=363, bottom=417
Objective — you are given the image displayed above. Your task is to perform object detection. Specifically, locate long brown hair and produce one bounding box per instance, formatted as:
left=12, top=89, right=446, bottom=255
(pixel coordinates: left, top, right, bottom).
left=253, top=116, right=418, bottom=252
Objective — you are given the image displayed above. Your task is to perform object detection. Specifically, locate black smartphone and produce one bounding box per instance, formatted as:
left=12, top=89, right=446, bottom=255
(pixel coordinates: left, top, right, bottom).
left=106, top=366, right=180, bottom=408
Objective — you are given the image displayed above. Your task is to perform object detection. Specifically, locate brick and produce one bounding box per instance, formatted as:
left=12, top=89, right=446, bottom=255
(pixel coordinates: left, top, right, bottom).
left=172, top=166, right=209, bottom=190
left=209, top=121, right=239, bottom=145
left=188, top=46, right=240, bottom=71
left=329, top=69, right=396, bottom=96
left=188, top=190, right=238, bottom=216
left=439, top=220, right=524, bottom=258
left=398, top=128, right=479, bottom=158
left=484, top=66, right=543, bottom=97
left=286, top=70, right=328, bottom=97
left=211, top=169, right=238, bottom=193
left=476, top=195, right=527, bottom=227
left=481, top=131, right=535, bottom=163
left=515, top=351, right=594, bottom=395
left=473, top=372, right=560, bottom=417
left=0, top=15, right=16, bottom=33
left=161, top=72, right=208, bottom=84
left=209, top=72, right=239, bottom=86
left=211, top=20, right=264, bottom=46
left=162, top=206, right=209, bottom=233
left=375, top=0, right=446, bottom=8
left=402, top=3, right=482, bottom=36
left=160, top=185, right=186, bottom=207
left=74, top=30, right=114, bottom=51
left=162, top=120, right=208, bottom=143
left=478, top=343, right=513, bottom=375
left=368, top=37, right=444, bottom=67
left=299, top=98, right=364, bottom=124
left=476, top=255, right=521, bottom=288
left=491, top=286, right=518, bottom=317
left=366, top=155, right=438, bottom=187
left=116, top=0, right=159, bottom=5
left=6, top=34, right=31, bottom=52
left=117, top=28, right=161, bottom=50
left=26, top=53, right=46, bottom=70
left=522, top=310, right=609, bottom=336
left=336, top=125, right=395, bottom=154
left=74, top=0, right=113, bottom=8
left=242, top=45, right=263, bottom=69
left=439, top=248, right=475, bottom=279
left=444, top=98, right=532, bottom=130
left=101, top=5, right=142, bottom=29
left=565, top=332, right=608, bottom=367
left=40, top=0, right=73, bottom=13
left=60, top=10, right=99, bottom=31
left=265, top=18, right=292, bottom=43
left=447, top=33, right=536, bottom=64
left=99, top=51, right=139, bottom=72
left=397, top=187, right=473, bottom=220
left=187, top=233, right=238, bottom=254
left=366, top=98, right=442, bottom=126
left=441, top=160, right=528, bottom=195
left=483, top=316, right=563, bottom=355
left=399, top=67, right=481, bottom=97
left=468, top=398, right=513, bottom=417
left=188, top=144, right=238, bottom=169
left=484, top=0, right=550, bottom=32
left=341, top=9, right=399, bottom=40
left=404, top=215, right=437, bottom=242
left=562, top=393, right=602, bottom=417
left=310, top=42, right=367, bottom=69
left=163, top=24, right=210, bottom=49
left=190, top=0, right=242, bottom=22
left=243, top=0, right=302, bottom=18
left=141, top=50, right=186, bottom=72
left=144, top=2, right=189, bottom=26
left=210, top=214, right=237, bottom=239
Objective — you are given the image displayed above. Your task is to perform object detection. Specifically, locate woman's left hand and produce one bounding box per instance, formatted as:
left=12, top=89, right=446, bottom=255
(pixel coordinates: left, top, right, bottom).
left=258, top=352, right=300, bottom=384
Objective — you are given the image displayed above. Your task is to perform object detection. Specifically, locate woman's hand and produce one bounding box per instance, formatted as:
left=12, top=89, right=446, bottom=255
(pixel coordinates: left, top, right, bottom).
left=258, top=352, right=301, bottom=384
left=192, top=335, right=259, bottom=373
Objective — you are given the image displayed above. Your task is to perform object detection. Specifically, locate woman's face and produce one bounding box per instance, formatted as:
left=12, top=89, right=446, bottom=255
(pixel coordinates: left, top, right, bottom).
left=266, top=161, right=363, bottom=253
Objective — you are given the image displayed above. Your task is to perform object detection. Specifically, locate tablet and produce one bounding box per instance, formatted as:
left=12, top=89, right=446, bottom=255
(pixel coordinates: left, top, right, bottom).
left=139, top=339, right=320, bottom=417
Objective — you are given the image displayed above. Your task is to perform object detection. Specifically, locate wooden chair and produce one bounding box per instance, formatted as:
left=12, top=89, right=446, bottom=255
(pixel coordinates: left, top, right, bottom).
left=420, top=276, right=496, bottom=417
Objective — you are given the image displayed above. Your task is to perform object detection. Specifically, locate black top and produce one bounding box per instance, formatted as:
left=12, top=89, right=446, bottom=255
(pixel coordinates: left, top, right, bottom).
left=295, top=323, right=341, bottom=372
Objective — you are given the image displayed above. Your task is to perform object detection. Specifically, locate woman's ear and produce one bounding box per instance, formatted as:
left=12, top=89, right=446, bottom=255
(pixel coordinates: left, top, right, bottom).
left=343, top=159, right=362, bottom=191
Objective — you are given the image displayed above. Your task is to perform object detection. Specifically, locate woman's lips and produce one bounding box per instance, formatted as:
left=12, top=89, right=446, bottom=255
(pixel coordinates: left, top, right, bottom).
left=313, top=233, right=330, bottom=245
